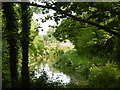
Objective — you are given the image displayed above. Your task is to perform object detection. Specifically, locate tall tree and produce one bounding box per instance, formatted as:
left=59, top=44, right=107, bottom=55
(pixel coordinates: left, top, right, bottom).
left=21, top=3, right=31, bottom=88
left=2, top=2, right=19, bottom=88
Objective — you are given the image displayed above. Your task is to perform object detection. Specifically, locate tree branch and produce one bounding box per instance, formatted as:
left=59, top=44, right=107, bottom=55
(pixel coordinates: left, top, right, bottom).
left=16, top=2, right=120, bottom=37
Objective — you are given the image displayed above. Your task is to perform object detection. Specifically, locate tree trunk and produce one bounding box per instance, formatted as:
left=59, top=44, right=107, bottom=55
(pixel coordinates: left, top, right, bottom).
left=115, top=36, right=120, bottom=62
left=21, top=3, right=31, bottom=88
left=115, top=14, right=120, bottom=62
left=2, top=2, right=18, bottom=88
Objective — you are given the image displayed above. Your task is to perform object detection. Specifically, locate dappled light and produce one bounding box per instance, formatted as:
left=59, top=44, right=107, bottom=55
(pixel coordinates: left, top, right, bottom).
left=2, top=1, right=120, bottom=89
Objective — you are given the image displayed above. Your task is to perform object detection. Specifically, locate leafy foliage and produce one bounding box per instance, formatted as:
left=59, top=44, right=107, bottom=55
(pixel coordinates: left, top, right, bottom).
left=2, top=1, right=120, bottom=88
left=2, top=39, right=11, bottom=88
left=54, top=50, right=106, bottom=80
left=53, top=18, right=115, bottom=57
left=31, top=71, right=66, bottom=88
left=53, top=49, right=120, bottom=88
left=88, top=62, right=120, bottom=88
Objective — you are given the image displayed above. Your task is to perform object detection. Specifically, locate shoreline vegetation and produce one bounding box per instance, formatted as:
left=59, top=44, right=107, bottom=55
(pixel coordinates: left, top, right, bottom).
left=2, top=2, right=120, bottom=88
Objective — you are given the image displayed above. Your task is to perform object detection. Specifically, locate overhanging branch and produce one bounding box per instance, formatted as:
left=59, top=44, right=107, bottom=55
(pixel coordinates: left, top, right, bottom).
left=17, top=2, right=120, bottom=37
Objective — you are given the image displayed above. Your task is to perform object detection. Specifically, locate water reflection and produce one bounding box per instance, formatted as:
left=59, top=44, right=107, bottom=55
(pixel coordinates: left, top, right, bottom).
left=35, top=63, right=71, bottom=84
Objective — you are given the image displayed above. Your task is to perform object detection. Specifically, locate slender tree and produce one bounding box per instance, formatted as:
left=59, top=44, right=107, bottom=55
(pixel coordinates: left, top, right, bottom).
left=21, top=3, right=31, bottom=88
left=2, top=2, right=19, bottom=88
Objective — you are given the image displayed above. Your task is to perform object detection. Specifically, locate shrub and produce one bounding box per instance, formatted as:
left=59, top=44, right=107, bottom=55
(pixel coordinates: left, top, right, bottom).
left=32, top=71, right=66, bottom=88
left=88, top=62, right=120, bottom=88
left=53, top=50, right=107, bottom=79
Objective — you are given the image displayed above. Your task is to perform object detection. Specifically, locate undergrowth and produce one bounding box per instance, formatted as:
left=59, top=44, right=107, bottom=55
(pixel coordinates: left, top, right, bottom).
left=53, top=50, right=120, bottom=88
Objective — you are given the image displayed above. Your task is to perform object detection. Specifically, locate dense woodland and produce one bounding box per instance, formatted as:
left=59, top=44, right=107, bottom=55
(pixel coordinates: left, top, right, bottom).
left=2, top=1, right=120, bottom=88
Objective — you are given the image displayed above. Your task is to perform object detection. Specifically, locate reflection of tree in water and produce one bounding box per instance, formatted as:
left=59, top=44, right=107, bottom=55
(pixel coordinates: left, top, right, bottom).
left=34, top=63, right=71, bottom=84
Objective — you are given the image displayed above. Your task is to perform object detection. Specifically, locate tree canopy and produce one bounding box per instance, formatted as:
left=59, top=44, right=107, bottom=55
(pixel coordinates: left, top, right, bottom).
left=25, top=2, right=120, bottom=37
left=2, top=1, right=120, bottom=88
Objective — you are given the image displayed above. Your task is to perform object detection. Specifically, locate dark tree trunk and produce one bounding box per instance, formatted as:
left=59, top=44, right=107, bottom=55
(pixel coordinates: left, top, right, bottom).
left=2, top=3, right=18, bottom=88
left=115, top=37, right=120, bottom=62
left=21, top=3, right=31, bottom=88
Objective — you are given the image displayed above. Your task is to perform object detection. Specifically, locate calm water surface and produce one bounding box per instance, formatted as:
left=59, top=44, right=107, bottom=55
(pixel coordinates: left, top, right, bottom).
left=34, top=63, right=71, bottom=84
